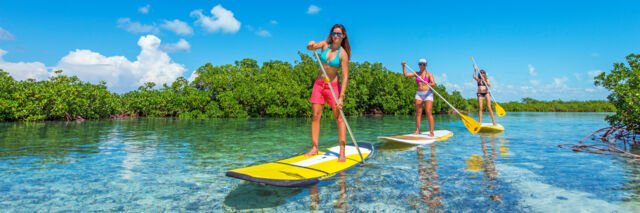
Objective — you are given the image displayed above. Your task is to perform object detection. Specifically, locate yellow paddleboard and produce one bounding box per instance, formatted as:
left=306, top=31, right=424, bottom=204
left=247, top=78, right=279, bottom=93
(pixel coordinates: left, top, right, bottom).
left=226, top=142, right=373, bottom=187
left=377, top=130, right=453, bottom=145
left=479, top=123, right=504, bottom=132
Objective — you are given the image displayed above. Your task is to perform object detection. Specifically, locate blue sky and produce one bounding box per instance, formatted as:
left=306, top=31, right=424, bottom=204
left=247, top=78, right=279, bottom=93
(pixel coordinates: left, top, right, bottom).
left=1, top=1, right=638, bottom=101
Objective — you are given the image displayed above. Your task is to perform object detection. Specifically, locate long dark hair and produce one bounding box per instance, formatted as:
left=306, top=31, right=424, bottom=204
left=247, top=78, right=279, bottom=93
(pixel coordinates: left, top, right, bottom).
left=478, top=69, right=487, bottom=80
left=326, top=24, right=351, bottom=60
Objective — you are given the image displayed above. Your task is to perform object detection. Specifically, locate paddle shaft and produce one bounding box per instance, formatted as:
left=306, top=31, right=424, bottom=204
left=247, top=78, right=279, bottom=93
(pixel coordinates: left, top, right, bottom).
left=405, top=65, right=462, bottom=114
left=471, top=58, right=500, bottom=104
left=312, top=51, right=365, bottom=164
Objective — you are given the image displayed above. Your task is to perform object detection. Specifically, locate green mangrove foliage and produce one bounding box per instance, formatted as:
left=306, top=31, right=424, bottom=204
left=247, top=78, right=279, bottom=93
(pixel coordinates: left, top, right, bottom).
left=594, top=53, right=640, bottom=133
left=0, top=70, right=121, bottom=121
left=0, top=53, right=616, bottom=122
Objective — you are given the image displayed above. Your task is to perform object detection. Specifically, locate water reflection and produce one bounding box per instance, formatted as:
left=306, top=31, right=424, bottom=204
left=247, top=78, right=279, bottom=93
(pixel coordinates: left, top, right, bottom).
left=409, top=144, right=442, bottom=212
left=309, top=171, right=349, bottom=212
left=0, top=122, right=105, bottom=168
left=465, top=133, right=507, bottom=202
left=616, top=145, right=640, bottom=211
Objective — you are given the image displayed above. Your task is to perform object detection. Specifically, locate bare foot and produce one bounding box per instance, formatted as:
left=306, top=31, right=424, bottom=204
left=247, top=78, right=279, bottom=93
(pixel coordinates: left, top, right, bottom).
left=492, top=122, right=497, bottom=126
left=338, top=155, right=346, bottom=162
left=428, top=132, right=434, bottom=137
left=412, top=130, right=420, bottom=135
left=304, top=148, right=318, bottom=157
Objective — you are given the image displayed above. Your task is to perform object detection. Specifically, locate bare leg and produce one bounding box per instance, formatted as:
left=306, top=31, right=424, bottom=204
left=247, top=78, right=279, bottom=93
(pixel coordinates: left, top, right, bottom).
left=478, top=97, right=484, bottom=124
left=414, top=99, right=424, bottom=134
left=486, top=94, right=496, bottom=125
left=305, top=104, right=323, bottom=157
left=332, top=105, right=347, bottom=162
left=425, top=100, right=434, bottom=136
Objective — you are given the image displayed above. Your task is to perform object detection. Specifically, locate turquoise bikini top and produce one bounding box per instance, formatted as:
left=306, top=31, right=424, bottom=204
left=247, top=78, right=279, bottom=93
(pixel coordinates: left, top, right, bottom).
left=320, top=44, right=341, bottom=68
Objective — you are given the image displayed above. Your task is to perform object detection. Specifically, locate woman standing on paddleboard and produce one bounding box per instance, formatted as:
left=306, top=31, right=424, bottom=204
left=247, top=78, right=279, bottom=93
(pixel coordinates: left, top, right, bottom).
left=473, top=65, right=496, bottom=125
left=403, top=59, right=436, bottom=136
left=305, top=24, right=351, bottom=162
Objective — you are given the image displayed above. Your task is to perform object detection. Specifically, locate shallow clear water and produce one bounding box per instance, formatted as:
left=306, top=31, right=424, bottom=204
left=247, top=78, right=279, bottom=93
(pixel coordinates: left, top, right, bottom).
left=1, top=112, right=638, bottom=212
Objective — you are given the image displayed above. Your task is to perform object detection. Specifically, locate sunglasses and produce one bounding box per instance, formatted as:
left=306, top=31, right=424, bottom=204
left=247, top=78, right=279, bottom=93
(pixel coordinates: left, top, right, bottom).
left=419, top=63, right=427, bottom=66
left=331, top=32, right=343, bottom=37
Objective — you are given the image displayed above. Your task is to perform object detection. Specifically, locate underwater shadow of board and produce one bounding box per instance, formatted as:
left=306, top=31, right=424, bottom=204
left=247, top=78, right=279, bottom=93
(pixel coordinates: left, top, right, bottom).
left=223, top=182, right=302, bottom=211
left=378, top=141, right=416, bottom=151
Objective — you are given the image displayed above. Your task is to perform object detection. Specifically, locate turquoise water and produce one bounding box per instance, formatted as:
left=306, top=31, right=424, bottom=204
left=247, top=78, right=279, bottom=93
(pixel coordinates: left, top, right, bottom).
left=1, top=112, right=638, bottom=212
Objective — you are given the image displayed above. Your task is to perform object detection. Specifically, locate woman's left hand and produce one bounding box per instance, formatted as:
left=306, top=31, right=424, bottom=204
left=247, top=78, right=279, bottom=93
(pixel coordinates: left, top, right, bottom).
left=337, top=97, right=344, bottom=110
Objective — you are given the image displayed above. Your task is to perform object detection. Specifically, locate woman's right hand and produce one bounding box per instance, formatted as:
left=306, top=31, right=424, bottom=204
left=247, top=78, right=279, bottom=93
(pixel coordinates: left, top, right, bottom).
left=473, top=64, right=478, bottom=71
left=401, top=61, right=406, bottom=67
left=307, top=41, right=316, bottom=50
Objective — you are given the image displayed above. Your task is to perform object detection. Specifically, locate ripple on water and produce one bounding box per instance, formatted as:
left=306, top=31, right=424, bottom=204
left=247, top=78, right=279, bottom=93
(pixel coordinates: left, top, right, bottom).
left=0, top=113, right=635, bottom=211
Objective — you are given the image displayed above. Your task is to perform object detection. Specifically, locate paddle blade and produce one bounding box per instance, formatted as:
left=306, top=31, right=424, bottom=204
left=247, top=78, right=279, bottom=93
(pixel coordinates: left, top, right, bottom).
left=458, top=113, right=481, bottom=134
left=495, top=102, right=506, bottom=117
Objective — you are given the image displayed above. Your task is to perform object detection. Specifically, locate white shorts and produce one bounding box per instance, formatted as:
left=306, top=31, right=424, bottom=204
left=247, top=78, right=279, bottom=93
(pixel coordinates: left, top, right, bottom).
left=415, top=91, right=433, bottom=101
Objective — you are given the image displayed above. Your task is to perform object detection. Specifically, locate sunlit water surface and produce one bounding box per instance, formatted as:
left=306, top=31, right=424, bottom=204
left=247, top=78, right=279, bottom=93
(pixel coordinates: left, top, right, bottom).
left=1, top=112, right=638, bottom=212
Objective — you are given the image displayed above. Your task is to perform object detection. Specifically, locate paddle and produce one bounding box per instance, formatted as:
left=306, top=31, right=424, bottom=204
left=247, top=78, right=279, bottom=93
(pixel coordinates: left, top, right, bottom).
left=470, top=57, right=506, bottom=117
left=405, top=65, right=481, bottom=134
left=312, top=50, right=365, bottom=163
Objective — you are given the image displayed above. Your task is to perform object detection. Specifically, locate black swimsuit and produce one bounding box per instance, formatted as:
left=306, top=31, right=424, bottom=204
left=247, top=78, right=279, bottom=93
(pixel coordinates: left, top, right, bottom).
left=477, top=80, right=488, bottom=98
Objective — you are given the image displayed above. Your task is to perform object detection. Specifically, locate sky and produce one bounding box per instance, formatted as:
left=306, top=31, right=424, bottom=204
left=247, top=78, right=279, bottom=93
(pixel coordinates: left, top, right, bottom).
left=1, top=0, right=639, bottom=101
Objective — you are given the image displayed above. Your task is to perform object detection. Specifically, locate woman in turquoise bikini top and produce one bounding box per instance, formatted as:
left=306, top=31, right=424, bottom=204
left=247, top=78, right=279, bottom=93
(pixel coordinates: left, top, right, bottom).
left=320, top=44, right=341, bottom=68
left=304, top=24, right=352, bottom=162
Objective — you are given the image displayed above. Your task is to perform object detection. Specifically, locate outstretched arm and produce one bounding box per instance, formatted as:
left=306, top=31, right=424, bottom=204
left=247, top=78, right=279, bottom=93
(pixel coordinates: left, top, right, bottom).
left=473, top=67, right=479, bottom=82
left=402, top=62, right=415, bottom=77
left=307, top=40, right=328, bottom=51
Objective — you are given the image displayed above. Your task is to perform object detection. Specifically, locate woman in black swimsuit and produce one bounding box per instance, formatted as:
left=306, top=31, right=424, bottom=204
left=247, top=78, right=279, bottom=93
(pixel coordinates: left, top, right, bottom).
left=473, top=66, right=496, bottom=125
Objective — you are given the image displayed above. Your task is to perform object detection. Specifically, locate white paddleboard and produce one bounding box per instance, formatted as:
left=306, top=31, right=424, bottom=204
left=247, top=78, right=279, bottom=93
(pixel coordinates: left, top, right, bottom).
left=479, top=123, right=504, bottom=132
left=378, top=130, right=453, bottom=145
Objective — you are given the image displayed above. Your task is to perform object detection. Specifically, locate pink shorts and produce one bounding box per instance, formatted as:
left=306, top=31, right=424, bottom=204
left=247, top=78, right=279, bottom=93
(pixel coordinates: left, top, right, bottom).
left=309, top=79, right=341, bottom=108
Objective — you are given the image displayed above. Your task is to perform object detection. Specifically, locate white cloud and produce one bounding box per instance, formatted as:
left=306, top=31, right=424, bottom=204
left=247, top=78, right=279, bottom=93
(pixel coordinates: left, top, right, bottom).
left=270, top=20, right=278, bottom=25
left=550, top=77, right=569, bottom=88
left=520, top=86, right=537, bottom=94
left=190, top=5, right=241, bottom=34
left=435, top=73, right=468, bottom=93
left=138, top=4, right=150, bottom=14
left=307, top=5, right=321, bottom=14
left=0, top=48, right=51, bottom=81
left=161, top=39, right=190, bottom=52
left=528, top=64, right=536, bottom=76
left=449, top=73, right=609, bottom=101
left=0, top=27, right=16, bottom=40
left=161, top=19, right=193, bottom=35
left=54, top=35, right=186, bottom=92
left=187, top=70, right=198, bottom=82
left=530, top=80, right=540, bottom=86
left=574, top=73, right=582, bottom=81
left=117, top=18, right=158, bottom=34
left=588, top=70, right=603, bottom=78
left=255, top=29, right=271, bottom=37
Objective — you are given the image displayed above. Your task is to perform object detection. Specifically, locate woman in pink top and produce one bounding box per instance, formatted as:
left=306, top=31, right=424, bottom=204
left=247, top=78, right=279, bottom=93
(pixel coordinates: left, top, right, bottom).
left=402, top=59, right=436, bottom=136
